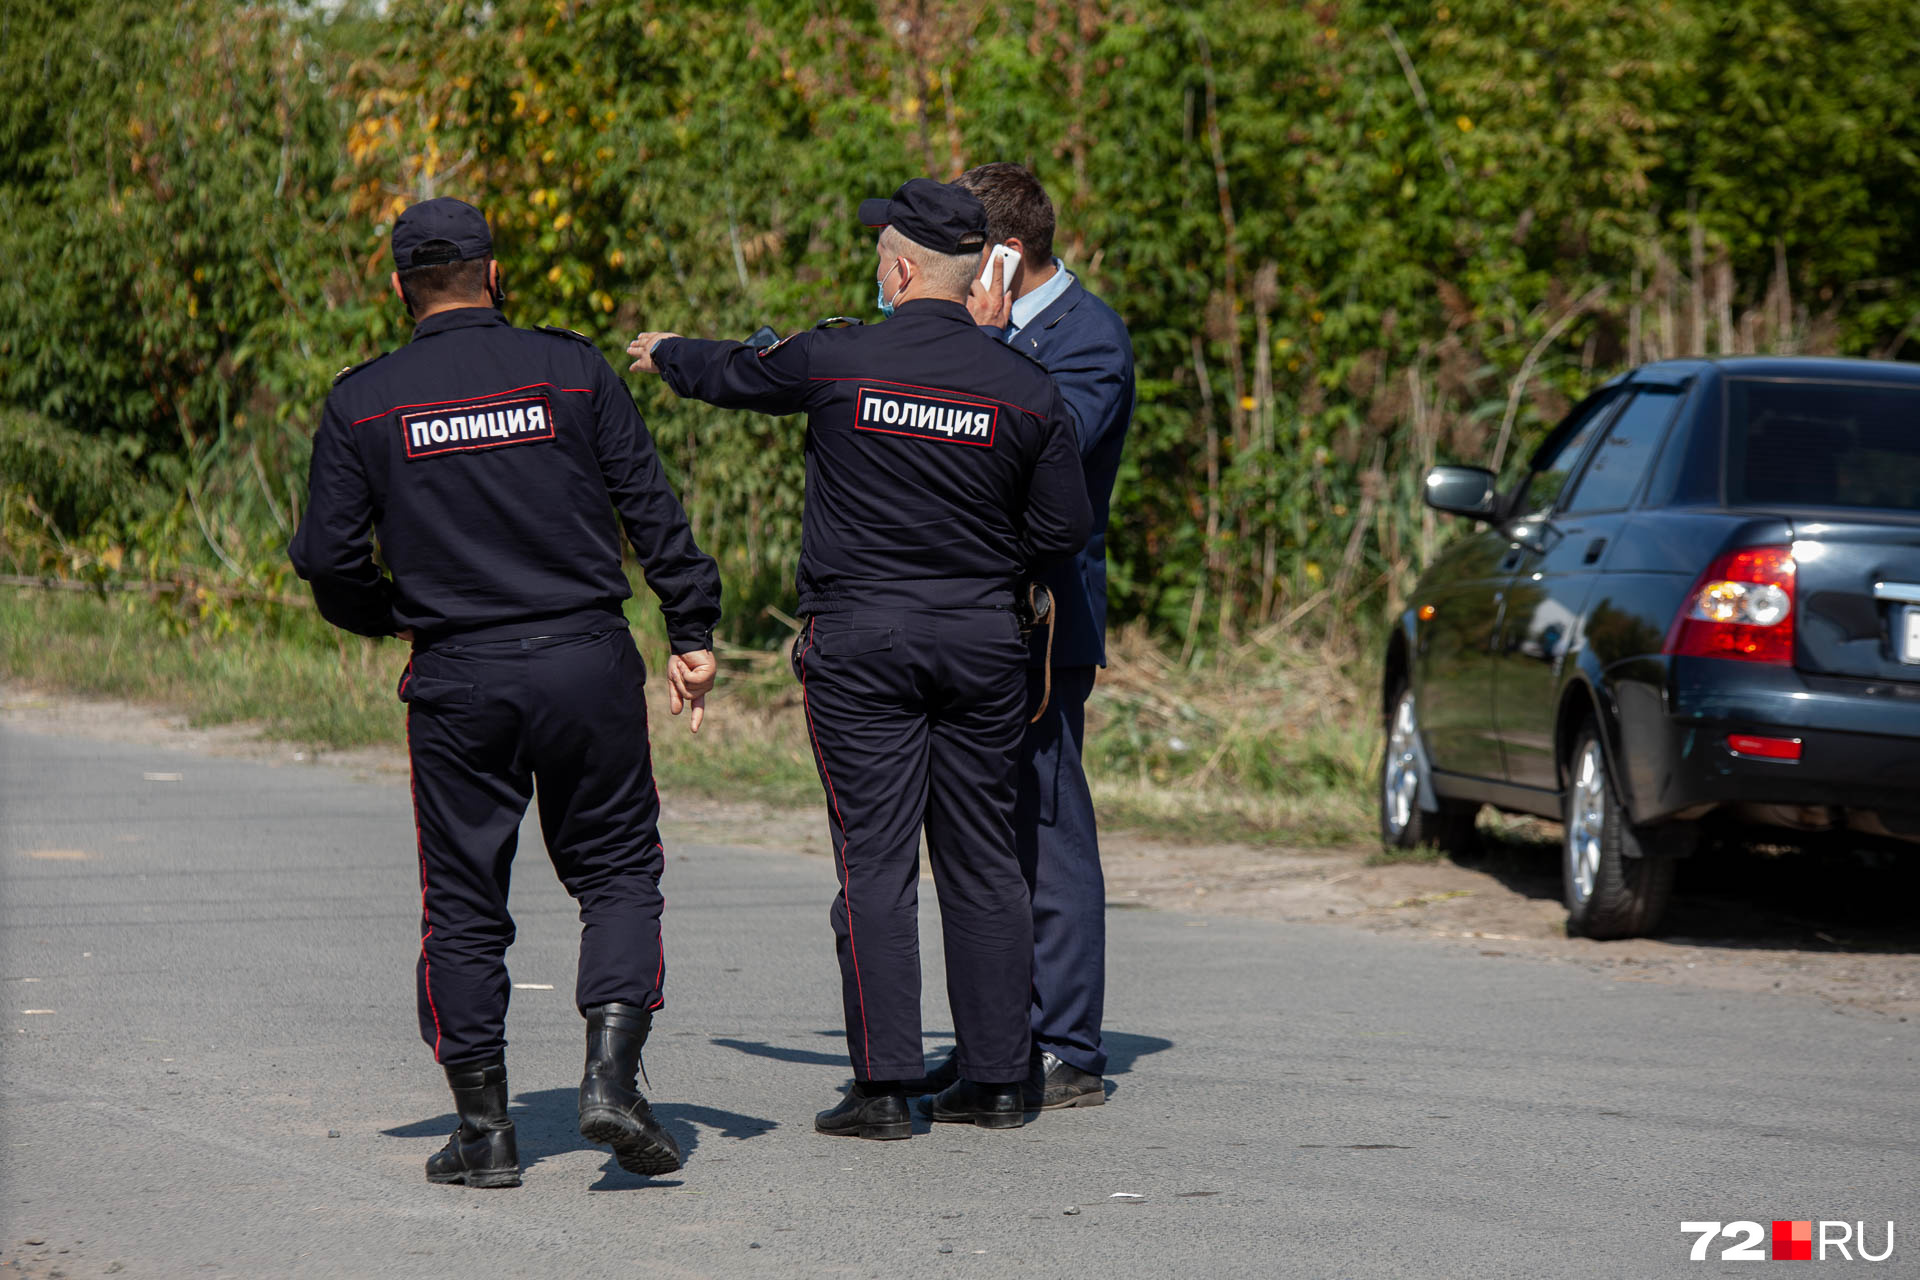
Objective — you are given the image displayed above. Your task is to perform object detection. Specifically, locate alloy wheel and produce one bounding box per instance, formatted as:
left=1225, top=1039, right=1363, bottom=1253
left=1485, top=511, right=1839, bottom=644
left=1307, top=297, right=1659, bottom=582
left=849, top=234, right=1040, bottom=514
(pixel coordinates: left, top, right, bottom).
left=1566, top=739, right=1607, bottom=907
left=1382, top=691, right=1422, bottom=840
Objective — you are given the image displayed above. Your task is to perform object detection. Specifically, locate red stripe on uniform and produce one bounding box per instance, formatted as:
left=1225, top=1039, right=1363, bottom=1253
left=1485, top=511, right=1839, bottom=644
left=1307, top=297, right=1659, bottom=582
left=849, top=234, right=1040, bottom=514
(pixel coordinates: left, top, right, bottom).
left=403, top=665, right=445, bottom=1063
left=348, top=381, right=561, bottom=427
left=650, top=842, right=666, bottom=1012
left=797, top=620, right=873, bottom=1077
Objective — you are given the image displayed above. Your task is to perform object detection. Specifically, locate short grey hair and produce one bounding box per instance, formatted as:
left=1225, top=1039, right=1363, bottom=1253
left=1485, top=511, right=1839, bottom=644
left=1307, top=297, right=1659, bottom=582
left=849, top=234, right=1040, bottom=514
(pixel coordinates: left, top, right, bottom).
left=879, top=225, right=978, bottom=302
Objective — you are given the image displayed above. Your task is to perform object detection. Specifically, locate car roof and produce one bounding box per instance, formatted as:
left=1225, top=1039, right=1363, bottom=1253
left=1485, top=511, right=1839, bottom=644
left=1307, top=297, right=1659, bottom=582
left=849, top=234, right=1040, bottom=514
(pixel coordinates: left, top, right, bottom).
left=1629, top=355, right=1920, bottom=385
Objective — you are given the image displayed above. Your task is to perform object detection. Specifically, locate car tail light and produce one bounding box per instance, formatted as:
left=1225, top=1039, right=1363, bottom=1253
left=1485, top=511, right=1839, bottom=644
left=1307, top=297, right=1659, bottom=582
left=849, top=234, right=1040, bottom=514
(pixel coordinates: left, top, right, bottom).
left=1726, top=733, right=1802, bottom=760
left=1664, top=545, right=1796, bottom=664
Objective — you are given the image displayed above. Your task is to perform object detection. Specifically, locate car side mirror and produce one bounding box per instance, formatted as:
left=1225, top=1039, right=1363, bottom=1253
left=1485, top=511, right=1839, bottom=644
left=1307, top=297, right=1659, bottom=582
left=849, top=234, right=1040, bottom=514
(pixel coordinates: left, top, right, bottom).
left=1423, top=465, right=1499, bottom=520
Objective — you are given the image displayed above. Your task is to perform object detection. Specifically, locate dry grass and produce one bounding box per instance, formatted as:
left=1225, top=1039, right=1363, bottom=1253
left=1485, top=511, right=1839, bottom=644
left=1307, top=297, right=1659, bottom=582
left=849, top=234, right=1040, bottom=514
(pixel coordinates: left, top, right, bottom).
left=2, top=591, right=1382, bottom=847
left=694, top=619, right=1382, bottom=847
left=1085, top=622, right=1376, bottom=846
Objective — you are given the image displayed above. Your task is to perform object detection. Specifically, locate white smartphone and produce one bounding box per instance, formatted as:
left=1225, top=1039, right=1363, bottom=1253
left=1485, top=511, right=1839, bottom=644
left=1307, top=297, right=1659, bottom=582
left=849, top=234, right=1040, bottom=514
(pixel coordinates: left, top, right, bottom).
left=979, top=243, right=1021, bottom=289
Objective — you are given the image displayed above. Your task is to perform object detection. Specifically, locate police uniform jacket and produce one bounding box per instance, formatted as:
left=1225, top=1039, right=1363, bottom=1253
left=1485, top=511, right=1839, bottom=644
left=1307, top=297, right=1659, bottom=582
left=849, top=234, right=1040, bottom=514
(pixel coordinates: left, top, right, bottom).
left=653, top=298, right=1091, bottom=615
left=290, top=306, right=720, bottom=650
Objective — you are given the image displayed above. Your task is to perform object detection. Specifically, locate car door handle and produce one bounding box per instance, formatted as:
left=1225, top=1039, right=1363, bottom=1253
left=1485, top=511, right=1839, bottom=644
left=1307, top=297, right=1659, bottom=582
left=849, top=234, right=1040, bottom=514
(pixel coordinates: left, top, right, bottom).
left=1582, top=536, right=1607, bottom=565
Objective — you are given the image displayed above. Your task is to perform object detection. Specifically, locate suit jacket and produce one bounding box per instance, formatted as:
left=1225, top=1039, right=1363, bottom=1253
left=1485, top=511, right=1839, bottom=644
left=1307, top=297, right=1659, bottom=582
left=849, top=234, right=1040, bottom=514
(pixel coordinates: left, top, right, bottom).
left=1001, top=277, right=1135, bottom=668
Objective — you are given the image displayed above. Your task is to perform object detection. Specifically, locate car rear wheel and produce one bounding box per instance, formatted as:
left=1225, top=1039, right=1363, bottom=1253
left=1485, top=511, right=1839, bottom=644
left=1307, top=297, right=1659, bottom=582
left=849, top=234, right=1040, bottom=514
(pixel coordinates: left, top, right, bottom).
left=1380, top=686, right=1478, bottom=856
left=1562, top=725, right=1675, bottom=939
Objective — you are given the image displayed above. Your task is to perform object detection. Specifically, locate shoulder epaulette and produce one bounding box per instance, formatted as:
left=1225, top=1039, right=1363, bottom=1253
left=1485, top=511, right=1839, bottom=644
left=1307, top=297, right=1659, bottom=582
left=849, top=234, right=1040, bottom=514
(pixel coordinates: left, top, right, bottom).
left=539, top=324, right=599, bottom=347
left=332, top=351, right=390, bottom=385
left=757, top=330, right=805, bottom=358
left=814, top=316, right=865, bottom=330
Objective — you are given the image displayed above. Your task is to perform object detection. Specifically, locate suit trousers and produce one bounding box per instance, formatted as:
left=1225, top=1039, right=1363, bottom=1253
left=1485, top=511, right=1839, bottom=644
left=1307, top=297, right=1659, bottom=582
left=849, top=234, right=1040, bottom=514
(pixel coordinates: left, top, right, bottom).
left=1016, top=665, right=1106, bottom=1075
left=401, top=627, right=667, bottom=1066
left=792, top=608, right=1033, bottom=1084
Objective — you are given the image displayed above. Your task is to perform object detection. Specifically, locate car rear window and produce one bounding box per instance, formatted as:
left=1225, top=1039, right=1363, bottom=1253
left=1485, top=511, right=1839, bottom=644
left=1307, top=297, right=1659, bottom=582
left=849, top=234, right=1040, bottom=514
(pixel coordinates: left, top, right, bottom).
left=1728, top=379, right=1920, bottom=510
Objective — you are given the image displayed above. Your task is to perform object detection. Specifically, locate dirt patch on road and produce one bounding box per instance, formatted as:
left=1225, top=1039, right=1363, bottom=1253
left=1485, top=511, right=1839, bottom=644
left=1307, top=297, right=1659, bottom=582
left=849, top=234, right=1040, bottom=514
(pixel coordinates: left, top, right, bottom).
left=8, top=681, right=1916, bottom=1023
left=1101, top=826, right=1920, bottom=1022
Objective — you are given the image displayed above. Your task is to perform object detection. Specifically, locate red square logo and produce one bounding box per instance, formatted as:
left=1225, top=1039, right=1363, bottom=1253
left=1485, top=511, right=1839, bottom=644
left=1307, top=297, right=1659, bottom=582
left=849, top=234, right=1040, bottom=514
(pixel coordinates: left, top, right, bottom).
left=1772, top=1220, right=1812, bottom=1261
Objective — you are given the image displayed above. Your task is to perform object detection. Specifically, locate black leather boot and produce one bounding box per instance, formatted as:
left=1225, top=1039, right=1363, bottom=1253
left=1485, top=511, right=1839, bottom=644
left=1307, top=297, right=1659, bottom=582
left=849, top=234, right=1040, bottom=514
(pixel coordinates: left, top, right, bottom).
left=815, top=1080, right=911, bottom=1140
left=425, top=1056, right=521, bottom=1188
left=925, top=1078, right=1025, bottom=1129
left=578, top=1002, right=683, bottom=1176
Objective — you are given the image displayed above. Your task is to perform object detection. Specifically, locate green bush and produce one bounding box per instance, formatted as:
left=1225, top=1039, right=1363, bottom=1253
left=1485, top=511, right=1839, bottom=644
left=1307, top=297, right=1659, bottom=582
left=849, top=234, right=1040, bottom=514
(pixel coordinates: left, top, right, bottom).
left=4, top=0, right=1919, bottom=655
left=0, top=410, right=152, bottom=540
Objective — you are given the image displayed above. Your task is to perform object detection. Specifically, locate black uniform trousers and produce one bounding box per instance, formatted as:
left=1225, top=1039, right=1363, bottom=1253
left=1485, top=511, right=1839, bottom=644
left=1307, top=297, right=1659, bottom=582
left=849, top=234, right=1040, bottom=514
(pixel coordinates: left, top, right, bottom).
left=401, top=627, right=667, bottom=1066
left=1016, top=665, right=1106, bottom=1076
left=792, top=608, right=1033, bottom=1085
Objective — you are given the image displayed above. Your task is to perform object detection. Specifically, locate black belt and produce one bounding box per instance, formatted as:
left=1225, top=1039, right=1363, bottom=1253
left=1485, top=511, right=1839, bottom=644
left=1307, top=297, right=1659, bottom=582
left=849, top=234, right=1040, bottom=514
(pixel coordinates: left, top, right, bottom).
left=800, top=576, right=1017, bottom=613
left=411, top=605, right=627, bottom=652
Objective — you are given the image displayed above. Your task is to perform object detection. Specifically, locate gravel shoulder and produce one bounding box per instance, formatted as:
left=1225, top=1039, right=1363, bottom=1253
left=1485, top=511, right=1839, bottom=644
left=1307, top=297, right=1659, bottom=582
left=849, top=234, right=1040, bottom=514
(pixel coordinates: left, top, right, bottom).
left=7, top=679, right=1915, bottom=1024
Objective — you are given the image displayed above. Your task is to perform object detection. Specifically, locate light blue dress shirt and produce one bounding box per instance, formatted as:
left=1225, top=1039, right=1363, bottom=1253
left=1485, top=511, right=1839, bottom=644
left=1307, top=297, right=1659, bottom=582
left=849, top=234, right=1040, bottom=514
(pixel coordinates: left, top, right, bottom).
left=1005, top=257, right=1073, bottom=344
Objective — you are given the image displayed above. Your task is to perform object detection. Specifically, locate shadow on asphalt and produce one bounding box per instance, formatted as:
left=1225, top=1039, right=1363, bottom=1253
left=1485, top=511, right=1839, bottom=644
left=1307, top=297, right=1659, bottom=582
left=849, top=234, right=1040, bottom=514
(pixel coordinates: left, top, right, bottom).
left=706, top=1029, right=1172, bottom=1134
left=712, top=1028, right=1175, bottom=1078
left=1102, top=1031, right=1176, bottom=1074
left=1457, top=820, right=1920, bottom=955
left=383, top=1089, right=779, bottom=1190
left=711, top=1035, right=856, bottom=1067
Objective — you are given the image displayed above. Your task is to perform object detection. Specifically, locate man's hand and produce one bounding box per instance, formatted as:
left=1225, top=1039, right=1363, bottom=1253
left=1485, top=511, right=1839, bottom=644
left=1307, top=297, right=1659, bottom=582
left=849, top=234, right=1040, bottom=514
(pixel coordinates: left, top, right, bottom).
left=396, top=628, right=415, bottom=643
left=666, top=648, right=717, bottom=733
left=967, top=254, right=1012, bottom=329
left=626, top=332, right=680, bottom=375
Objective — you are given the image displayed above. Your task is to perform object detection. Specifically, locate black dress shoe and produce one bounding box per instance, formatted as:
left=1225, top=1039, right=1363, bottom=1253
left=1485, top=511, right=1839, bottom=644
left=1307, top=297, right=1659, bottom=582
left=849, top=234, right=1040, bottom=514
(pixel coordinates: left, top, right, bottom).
left=815, top=1082, right=911, bottom=1140
left=425, top=1056, right=522, bottom=1189
left=1025, top=1051, right=1105, bottom=1110
left=907, top=1051, right=961, bottom=1095
left=924, top=1079, right=1024, bottom=1129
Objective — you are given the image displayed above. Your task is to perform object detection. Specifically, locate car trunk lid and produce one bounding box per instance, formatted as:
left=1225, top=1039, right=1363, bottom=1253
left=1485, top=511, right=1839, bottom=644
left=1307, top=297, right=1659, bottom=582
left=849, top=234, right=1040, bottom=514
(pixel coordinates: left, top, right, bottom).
left=1723, top=375, right=1920, bottom=680
left=1792, top=519, right=1920, bottom=680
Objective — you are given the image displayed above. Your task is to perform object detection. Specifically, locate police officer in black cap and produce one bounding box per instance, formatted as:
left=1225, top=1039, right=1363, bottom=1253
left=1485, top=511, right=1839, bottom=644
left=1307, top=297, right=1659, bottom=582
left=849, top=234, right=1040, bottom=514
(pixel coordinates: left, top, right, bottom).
left=290, top=196, right=721, bottom=1187
left=626, top=178, right=1091, bottom=1139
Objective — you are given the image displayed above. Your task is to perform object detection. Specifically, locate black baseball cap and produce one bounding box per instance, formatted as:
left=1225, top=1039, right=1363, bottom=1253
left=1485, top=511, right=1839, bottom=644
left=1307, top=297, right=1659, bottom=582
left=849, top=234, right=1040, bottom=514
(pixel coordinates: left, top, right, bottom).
left=859, top=178, right=988, bottom=256
left=392, top=197, right=493, bottom=269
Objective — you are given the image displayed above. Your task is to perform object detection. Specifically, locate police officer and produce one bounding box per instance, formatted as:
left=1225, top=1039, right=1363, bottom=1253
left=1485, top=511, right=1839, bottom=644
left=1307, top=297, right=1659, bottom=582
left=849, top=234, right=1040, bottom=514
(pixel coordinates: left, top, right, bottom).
left=627, top=178, right=1091, bottom=1139
left=289, top=197, right=721, bottom=1188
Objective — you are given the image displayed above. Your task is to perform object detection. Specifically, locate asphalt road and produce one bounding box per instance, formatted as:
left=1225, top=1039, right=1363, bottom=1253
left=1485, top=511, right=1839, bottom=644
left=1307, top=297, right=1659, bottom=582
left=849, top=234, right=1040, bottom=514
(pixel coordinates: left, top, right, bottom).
left=2, top=724, right=1914, bottom=1279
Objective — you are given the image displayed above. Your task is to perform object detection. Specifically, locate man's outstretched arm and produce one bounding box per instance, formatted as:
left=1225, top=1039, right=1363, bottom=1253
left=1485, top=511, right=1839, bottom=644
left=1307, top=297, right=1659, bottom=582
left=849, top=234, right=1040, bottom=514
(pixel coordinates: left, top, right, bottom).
left=628, top=329, right=813, bottom=417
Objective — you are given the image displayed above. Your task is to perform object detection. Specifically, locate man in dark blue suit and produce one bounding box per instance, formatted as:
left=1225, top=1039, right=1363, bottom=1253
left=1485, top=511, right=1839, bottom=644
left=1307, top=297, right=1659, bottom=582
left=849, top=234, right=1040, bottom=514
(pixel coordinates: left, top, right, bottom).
left=933, top=162, right=1136, bottom=1108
